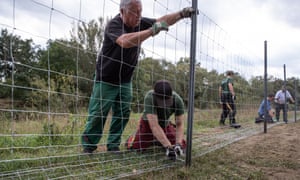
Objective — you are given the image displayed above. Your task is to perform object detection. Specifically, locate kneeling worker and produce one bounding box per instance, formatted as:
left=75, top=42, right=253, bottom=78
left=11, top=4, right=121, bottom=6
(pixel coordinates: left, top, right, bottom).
left=256, top=93, right=275, bottom=123
left=126, top=80, right=186, bottom=160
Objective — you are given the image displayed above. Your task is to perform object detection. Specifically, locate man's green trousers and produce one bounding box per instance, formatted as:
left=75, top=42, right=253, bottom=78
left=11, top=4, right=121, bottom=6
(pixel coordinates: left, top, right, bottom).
left=82, top=81, right=132, bottom=151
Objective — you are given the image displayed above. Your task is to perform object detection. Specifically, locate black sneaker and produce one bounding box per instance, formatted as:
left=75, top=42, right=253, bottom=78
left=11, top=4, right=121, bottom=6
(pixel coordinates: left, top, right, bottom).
left=230, top=123, right=241, bottom=128
left=83, top=148, right=94, bottom=154
left=107, top=147, right=120, bottom=152
left=219, top=121, right=225, bottom=126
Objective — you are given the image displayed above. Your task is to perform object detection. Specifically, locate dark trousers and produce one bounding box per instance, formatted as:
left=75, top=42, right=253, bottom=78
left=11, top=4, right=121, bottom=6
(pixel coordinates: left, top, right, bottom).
left=256, top=113, right=273, bottom=123
left=82, top=81, right=132, bottom=151
left=275, top=103, right=288, bottom=121
left=220, top=94, right=236, bottom=124
left=127, top=118, right=186, bottom=150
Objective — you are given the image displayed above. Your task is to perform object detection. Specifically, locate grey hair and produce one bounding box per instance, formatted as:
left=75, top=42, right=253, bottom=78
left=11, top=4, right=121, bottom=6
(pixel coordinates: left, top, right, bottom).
left=120, top=0, right=141, bottom=10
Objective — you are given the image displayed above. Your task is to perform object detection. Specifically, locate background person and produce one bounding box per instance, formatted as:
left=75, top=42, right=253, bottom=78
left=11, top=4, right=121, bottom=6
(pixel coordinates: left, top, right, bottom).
left=81, top=0, right=197, bottom=153
left=219, top=70, right=239, bottom=127
left=274, top=86, right=295, bottom=122
left=255, top=93, right=275, bottom=123
left=126, top=80, right=186, bottom=160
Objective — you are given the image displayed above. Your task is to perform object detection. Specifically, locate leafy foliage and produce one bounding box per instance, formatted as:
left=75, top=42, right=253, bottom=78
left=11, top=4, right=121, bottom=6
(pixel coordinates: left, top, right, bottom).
left=1, top=26, right=300, bottom=113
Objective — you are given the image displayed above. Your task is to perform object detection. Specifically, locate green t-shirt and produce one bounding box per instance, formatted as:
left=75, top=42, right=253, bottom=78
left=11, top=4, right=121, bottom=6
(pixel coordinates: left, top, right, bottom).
left=142, top=90, right=185, bottom=128
left=221, top=77, right=233, bottom=94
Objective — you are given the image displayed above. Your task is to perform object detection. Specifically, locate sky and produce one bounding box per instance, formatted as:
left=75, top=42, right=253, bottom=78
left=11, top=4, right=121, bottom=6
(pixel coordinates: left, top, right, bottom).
left=0, top=0, right=299, bottom=80
left=199, top=0, right=300, bottom=79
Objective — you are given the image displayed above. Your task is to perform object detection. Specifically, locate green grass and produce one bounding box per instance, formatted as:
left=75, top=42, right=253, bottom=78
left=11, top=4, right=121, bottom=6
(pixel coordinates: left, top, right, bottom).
left=1, top=109, right=299, bottom=179
left=124, top=146, right=268, bottom=180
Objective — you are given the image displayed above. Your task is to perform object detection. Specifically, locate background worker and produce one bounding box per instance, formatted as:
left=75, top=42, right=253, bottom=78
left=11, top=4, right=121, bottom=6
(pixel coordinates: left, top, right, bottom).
left=274, top=85, right=295, bottom=122
left=255, top=93, right=275, bottom=123
left=219, top=70, right=240, bottom=128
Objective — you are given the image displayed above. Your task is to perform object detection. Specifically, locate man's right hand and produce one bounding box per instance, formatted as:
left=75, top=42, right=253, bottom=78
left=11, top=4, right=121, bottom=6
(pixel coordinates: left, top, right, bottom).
left=174, top=144, right=184, bottom=156
left=219, top=98, right=223, bottom=105
left=166, top=146, right=176, bottom=160
left=151, top=21, right=169, bottom=36
left=180, top=7, right=198, bottom=18
left=232, top=95, right=236, bottom=101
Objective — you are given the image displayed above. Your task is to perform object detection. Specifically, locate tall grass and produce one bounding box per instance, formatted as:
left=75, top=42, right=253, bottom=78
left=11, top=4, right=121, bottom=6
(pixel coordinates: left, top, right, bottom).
left=0, top=108, right=299, bottom=179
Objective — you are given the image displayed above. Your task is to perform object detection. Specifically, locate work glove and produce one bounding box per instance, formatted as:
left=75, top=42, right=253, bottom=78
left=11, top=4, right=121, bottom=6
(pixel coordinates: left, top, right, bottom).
left=219, top=97, right=223, bottom=105
left=166, top=146, right=176, bottom=160
left=151, top=21, right=169, bottom=36
left=232, top=95, right=236, bottom=101
left=174, top=144, right=184, bottom=156
left=288, top=98, right=295, bottom=104
left=180, top=7, right=198, bottom=18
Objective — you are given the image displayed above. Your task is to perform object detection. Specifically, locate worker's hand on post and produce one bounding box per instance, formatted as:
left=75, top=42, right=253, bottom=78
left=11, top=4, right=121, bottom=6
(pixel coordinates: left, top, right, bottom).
left=180, top=7, right=198, bottom=18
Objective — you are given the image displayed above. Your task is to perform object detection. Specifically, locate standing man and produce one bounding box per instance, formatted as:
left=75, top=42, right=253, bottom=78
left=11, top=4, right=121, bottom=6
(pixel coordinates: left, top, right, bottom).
left=126, top=80, right=186, bottom=160
left=82, top=0, right=197, bottom=153
left=219, top=70, right=239, bottom=128
left=274, top=86, right=295, bottom=122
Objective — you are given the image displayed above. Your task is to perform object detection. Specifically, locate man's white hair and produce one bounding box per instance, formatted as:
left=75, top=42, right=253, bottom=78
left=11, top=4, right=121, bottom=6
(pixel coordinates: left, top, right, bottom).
left=120, top=0, right=141, bottom=10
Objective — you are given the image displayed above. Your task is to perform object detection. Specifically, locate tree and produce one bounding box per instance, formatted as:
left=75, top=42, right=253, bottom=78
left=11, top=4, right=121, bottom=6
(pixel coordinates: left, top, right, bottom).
left=174, top=58, right=191, bottom=105
left=38, top=40, right=77, bottom=92
left=70, top=17, right=106, bottom=98
left=132, top=58, right=164, bottom=112
left=0, top=29, right=39, bottom=100
left=70, top=17, right=105, bottom=53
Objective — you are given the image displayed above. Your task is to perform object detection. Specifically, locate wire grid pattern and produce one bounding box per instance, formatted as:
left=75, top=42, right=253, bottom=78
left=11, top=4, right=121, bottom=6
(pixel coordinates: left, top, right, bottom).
left=0, top=0, right=299, bottom=179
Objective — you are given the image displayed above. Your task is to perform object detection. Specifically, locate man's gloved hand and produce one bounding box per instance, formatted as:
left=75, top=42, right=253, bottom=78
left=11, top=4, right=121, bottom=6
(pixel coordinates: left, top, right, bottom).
left=219, top=98, right=223, bottom=105
left=151, top=21, right=169, bottom=36
left=166, top=146, right=176, bottom=160
left=232, top=95, right=236, bottom=101
left=288, top=98, right=295, bottom=104
left=174, top=144, right=184, bottom=156
left=180, top=7, right=198, bottom=18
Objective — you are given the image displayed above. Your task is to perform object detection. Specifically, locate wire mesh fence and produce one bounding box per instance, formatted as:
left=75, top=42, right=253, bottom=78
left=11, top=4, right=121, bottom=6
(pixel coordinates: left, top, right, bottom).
left=0, top=0, right=299, bottom=179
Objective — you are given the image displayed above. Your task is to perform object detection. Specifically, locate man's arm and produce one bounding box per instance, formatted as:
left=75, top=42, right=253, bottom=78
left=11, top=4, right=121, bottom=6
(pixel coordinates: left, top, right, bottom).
left=268, top=109, right=275, bottom=117
left=116, top=10, right=182, bottom=48
left=287, top=91, right=295, bottom=103
left=116, top=29, right=153, bottom=48
left=117, top=7, right=196, bottom=48
left=228, top=83, right=235, bottom=96
left=157, top=7, right=197, bottom=26
left=146, top=114, right=172, bottom=148
left=175, top=114, right=184, bottom=144
left=156, top=12, right=182, bottom=26
left=274, top=91, right=280, bottom=102
left=290, top=98, right=295, bottom=103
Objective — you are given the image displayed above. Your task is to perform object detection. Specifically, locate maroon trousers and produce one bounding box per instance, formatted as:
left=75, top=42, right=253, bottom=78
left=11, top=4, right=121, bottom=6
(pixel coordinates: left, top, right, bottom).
left=126, top=118, right=186, bottom=150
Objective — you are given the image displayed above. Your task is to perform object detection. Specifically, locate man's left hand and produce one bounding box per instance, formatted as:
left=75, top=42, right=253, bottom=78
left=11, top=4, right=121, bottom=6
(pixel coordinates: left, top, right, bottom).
left=151, top=21, right=169, bottom=36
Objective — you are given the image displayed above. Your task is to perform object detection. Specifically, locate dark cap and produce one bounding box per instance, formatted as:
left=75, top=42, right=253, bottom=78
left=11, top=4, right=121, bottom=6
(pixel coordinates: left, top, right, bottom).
left=153, top=80, right=173, bottom=107
left=226, top=70, right=234, bottom=76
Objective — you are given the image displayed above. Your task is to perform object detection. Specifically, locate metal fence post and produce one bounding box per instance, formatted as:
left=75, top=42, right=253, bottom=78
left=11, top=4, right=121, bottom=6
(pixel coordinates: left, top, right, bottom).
left=186, top=0, right=198, bottom=167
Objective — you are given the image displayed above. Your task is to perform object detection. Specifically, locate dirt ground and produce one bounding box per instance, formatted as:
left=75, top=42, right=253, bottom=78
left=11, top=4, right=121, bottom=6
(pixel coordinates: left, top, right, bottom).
left=228, top=121, right=300, bottom=179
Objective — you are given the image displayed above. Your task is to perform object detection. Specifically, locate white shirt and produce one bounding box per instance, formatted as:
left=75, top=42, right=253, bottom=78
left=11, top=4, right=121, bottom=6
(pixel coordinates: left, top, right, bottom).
left=275, top=90, right=292, bottom=104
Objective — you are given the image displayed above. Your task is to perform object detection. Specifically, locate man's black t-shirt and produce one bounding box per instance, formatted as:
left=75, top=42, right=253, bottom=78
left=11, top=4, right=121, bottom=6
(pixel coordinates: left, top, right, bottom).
left=96, top=14, right=155, bottom=84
